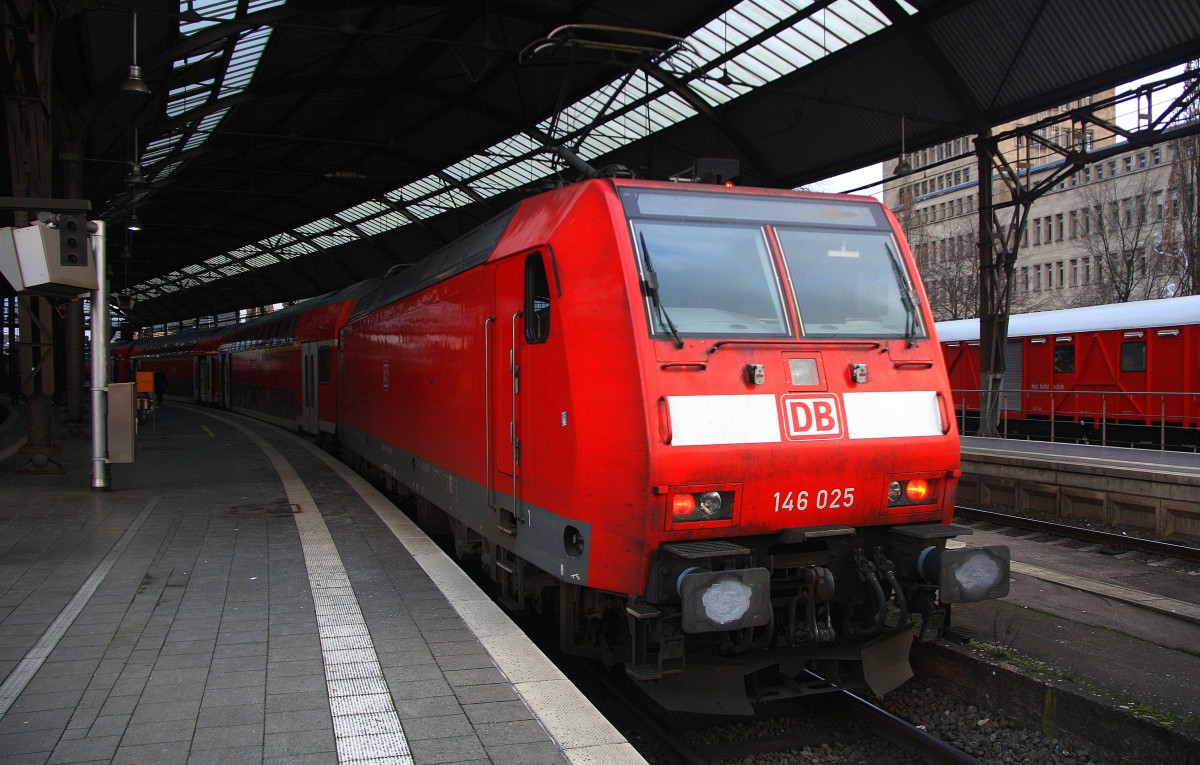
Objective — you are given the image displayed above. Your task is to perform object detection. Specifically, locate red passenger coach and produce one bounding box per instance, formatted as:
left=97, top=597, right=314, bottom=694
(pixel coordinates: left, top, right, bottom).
left=938, top=297, right=1200, bottom=447
left=339, top=178, right=1009, bottom=712
left=109, top=340, right=134, bottom=385
left=127, top=328, right=220, bottom=401
left=217, top=280, right=378, bottom=437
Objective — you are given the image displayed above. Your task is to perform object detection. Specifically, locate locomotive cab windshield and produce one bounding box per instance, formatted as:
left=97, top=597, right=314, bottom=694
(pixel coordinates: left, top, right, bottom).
left=622, top=187, right=928, bottom=342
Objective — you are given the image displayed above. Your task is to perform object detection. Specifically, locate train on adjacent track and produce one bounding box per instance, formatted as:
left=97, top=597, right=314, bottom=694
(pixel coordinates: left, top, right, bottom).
left=938, top=296, right=1200, bottom=448
left=116, top=177, right=1010, bottom=714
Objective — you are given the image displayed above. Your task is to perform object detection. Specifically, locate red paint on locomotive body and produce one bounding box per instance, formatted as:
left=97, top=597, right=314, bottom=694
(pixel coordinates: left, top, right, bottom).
left=337, top=180, right=1005, bottom=667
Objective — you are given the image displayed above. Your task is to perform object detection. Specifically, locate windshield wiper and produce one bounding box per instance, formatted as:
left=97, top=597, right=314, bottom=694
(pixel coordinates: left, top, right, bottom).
left=885, top=240, right=920, bottom=348
left=638, top=232, right=684, bottom=349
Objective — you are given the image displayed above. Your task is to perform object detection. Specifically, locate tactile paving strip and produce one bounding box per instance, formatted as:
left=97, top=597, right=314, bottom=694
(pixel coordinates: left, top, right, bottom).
left=225, top=418, right=414, bottom=765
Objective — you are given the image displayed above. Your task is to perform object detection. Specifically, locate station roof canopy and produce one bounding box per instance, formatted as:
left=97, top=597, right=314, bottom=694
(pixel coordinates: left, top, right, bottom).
left=7, top=0, right=1200, bottom=326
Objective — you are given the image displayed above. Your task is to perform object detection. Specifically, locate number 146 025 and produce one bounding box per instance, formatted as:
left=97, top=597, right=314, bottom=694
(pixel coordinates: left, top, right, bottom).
left=773, top=487, right=855, bottom=512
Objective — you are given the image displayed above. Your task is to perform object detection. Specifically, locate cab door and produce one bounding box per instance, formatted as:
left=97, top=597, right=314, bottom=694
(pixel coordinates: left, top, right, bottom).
left=490, top=251, right=554, bottom=516
left=219, top=353, right=231, bottom=409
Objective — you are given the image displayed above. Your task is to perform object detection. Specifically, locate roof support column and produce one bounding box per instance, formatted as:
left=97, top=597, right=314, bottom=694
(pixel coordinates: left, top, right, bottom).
left=975, top=129, right=1007, bottom=438
left=5, top=0, right=61, bottom=472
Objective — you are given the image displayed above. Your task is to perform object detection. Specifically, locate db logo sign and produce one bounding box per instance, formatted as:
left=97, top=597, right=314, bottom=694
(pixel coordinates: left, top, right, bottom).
left=780, top=395, right=843, bottom=440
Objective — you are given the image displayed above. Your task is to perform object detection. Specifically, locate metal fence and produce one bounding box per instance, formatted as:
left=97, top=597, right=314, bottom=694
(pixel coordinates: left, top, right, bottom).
left=950, top=389, right=1200, bottom=451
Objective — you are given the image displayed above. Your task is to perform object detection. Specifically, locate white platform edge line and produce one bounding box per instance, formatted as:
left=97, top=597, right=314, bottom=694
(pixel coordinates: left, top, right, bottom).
left=281, top=420, right=649, bottom=765
left=208, top=412, right=415, bottom=765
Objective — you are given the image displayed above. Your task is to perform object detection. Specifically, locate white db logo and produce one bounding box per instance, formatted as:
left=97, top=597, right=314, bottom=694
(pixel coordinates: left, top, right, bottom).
left=781, top=395, right=843, bottom=440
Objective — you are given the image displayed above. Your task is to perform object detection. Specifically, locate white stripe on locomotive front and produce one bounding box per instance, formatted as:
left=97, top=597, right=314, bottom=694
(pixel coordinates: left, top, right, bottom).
left=665, top=391, right=944, bottom=445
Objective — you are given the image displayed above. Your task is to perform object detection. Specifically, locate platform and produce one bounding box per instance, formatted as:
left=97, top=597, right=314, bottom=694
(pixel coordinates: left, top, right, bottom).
left=0, top=402, right=643, bottom=765
left=958, top=435, right=1200, bottom=542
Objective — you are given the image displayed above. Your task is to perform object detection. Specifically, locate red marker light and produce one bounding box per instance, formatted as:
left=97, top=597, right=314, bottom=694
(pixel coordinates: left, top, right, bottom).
left=671, top=493, right=696, bottom=518
left=905, top=479, right=930, bottom=502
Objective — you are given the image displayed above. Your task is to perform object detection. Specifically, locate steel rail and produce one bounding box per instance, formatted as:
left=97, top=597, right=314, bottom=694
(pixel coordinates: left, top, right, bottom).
left=955, top=505, right=1200, bottom=564
left=833, top=690, right=986, bottom=765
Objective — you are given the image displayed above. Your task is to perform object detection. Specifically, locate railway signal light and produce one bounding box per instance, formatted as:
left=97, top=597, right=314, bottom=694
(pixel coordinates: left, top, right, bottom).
left=58, top=214, right=89, bottom=267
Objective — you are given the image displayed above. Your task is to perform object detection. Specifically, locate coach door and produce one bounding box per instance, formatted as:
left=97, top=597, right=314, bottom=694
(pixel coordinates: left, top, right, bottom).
left=194, top=357, right=205, bottom=402
left=491, top=251, right=554, bottom=515
left=301, top=342, right=319, bottom=433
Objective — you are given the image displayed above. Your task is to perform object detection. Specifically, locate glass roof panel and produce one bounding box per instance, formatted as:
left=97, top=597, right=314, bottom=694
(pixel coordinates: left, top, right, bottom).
left=133, top=0, right=909, bottom=308
left=295, top=218, right=338, bottom=235
left=245, top=253, right=280, bottom=268
left=356, top=212, right=409, bottom=236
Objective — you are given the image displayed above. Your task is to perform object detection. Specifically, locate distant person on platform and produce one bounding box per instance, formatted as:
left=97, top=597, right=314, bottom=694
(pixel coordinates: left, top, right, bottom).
left=153, top=369, right=167, bottom=406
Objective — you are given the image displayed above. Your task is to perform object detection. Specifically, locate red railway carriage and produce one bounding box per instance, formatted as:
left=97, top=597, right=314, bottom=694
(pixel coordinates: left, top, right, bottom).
left=339, top=178, right=1008, bottom=712
left=109, top=340, right=134, bottom=385
left=215, top=279, right=379, bottom=436
left=938, top=297, right=1200, bottom=446
left=127, top=327, right=220, bottom=401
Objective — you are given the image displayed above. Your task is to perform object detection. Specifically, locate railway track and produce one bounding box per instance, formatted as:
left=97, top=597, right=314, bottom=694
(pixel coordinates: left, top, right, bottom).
left=954, top=505, right=1200, bottom=564
left=568, top=658, right=988, bottom=765
left=672, top=690, right=988, bottom=765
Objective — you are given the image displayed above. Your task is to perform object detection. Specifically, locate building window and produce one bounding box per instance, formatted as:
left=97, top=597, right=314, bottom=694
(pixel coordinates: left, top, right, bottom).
left=1021, top=266, right=1029, bottom=292
left=1069, top=210, right=1078, bottom=239
left=1156, top=190, right=1164, bottom=221
left=1083, top=257, right=1091, bottom=284
left=1056, top=261, right=1065, bottom=288
left=1034, top=264, right=1042, bottom=290
left=1152, top=147, right=1162, bottom=164
left=1034, top=219, right=1042, bottom=245
left=1137, top=152, right=1146, bottom=169
left=1070, top=259, right=1078, bottom=287
left=1044, top=216, right=1053, bottom=243
left=1056, top=213, right=1064, bottom=241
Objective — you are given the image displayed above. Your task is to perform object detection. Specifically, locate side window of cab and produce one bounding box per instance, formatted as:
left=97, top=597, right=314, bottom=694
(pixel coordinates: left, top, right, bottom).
left=525, top=252, right=551, bottom=344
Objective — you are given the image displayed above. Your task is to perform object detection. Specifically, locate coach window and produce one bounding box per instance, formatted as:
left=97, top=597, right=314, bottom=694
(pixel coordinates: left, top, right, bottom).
left=1121, top=341, right=1147, bottom=373
left=525, top=253, right=552, bottom=344
left=1053, top=345, right=1074, bottom=373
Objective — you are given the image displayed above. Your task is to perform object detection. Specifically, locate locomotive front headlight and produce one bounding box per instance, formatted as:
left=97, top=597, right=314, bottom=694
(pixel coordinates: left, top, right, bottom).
left=697, top=491, right=723, bottom=517
left=667, top=489, right=735, bottom=524
left=888, top=481, right=903, bottom=504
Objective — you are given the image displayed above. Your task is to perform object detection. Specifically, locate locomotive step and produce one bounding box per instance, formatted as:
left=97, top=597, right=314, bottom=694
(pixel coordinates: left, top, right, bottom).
left=625, top=662, right=662, bottom=681
left=660, top=540, right=751, bottom=559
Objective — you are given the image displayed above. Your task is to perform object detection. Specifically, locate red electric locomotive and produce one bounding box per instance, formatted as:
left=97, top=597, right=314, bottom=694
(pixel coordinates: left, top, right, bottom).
left=938, top=296, right=1200, bottom=448
left=338, top=178, right=1009, bottom=713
